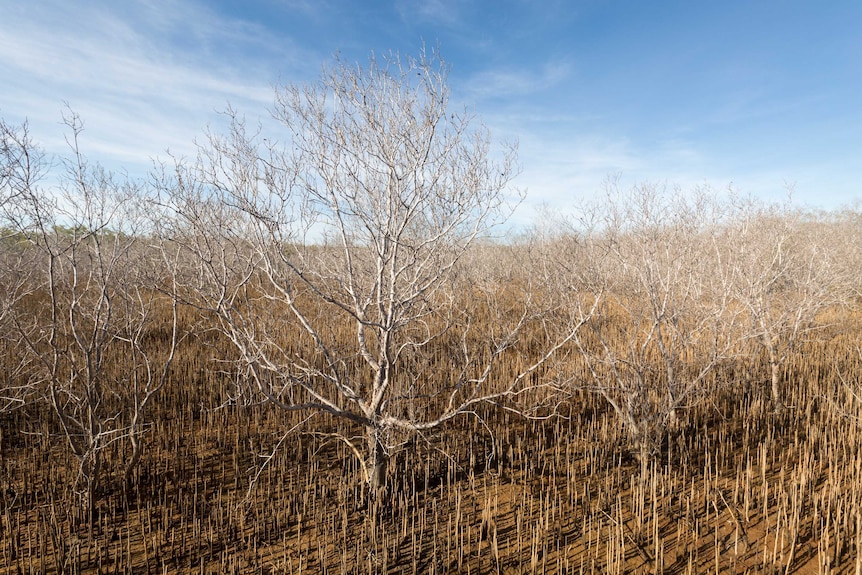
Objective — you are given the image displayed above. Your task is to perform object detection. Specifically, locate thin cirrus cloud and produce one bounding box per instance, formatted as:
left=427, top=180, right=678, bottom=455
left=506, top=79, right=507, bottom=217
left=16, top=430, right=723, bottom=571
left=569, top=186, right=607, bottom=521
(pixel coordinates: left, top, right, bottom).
left=395, top=0, right=463, bottom=27
left=1, top=0, right=860, bottom=216
left=0, top=0, right=287, bottom=175
left=462, top=60, right=573, bottom=101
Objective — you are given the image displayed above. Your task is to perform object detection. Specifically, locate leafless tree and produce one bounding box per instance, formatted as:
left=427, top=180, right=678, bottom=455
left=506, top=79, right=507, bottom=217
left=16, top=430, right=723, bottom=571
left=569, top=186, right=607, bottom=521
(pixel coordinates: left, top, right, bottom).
left=815, top=206, right=862, bottom=307
left=2, top=112, right=178, bottom=513
left=566, top=181, right=741, bottom=463
left=113, top=224, right=181, bottom=490
left=0, top=119, right=42, bottom=419
left=719, top=197, right=847, bottom=410
left=0, top=236, right=39, bottom=420
left=154, top=50, right=586, bottom=492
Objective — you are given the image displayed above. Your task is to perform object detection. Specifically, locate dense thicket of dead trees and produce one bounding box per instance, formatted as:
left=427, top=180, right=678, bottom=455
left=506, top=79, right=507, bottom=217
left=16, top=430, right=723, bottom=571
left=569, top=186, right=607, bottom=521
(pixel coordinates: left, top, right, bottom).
left=2, top=50, right=861, bottom=521
left=551, top=182, right=744, bottom=463
left=0, top=114, right=179, bottom=517
left=541, top=184, right=855, bottom=460
left=715, top=197, right=849, bottom=410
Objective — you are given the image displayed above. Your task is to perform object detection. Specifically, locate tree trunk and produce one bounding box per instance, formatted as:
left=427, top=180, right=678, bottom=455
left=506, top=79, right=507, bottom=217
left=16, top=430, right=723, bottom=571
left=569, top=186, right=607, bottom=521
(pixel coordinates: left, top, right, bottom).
left=124, top=430, right=143, bottom=493
left=366, top=427, right=388, bottom=491
left=769, top=355, right=783, bottom=411
left=81, top=453, right=101, bottom=526
left=762, top=334, right=784, bottom=411
left=633, top=426, right=658, bottom=469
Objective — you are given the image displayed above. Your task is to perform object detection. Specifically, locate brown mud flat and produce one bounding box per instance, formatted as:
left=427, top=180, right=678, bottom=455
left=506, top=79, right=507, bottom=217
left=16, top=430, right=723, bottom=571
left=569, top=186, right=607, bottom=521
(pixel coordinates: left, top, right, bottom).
left=2, top=347, right=862, bottom=575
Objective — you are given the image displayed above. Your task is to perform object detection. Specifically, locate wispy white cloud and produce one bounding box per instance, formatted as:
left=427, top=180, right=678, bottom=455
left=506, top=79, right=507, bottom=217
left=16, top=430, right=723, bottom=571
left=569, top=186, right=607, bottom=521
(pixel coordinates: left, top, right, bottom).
left=463, top=59, right=572, bottom=101
left=507, top=122, right=854, bottom=228
left=0, top=0, right=306, bottom=177
left=395, top=0, right=465, bottom=27
left=2, top=0, right=855, bottom=218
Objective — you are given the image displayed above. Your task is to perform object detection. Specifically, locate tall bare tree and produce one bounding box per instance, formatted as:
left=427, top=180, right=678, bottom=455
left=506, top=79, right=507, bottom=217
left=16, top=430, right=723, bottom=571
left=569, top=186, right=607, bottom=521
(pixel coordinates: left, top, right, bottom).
left=155, top=50, right=584, bottom=491
left=2, top=112, right=178, bottom=512
left=0, top=119, right=42, bottom=419
left=567, top=182, right=741, bottom=462
left=719, top=197, right=846, bottom=409
left=113, top=225, right=181, bottom=491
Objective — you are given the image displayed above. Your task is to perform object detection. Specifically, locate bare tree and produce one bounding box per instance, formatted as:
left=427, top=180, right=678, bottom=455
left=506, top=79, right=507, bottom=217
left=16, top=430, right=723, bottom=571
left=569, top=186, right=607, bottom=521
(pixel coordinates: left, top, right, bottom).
left=113, top=224, right=181, bottom=490
left=567, top=181, right=741, bottom=463
left=719, top=197, right=846, bottom=410
left=155, top=50, right=584, bottom=492
left=0, top=119, right=42, bottom=419
left=0, top=235, right=39, bottom=420
left=829, top=206, right=862, bottom=303
left=2, top=112, right=178, bottom=513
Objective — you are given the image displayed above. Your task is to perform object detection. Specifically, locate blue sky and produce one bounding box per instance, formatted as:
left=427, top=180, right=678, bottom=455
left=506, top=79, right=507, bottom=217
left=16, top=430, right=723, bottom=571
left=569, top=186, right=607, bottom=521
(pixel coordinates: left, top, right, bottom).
left=1, top=0, right=860, bottom=225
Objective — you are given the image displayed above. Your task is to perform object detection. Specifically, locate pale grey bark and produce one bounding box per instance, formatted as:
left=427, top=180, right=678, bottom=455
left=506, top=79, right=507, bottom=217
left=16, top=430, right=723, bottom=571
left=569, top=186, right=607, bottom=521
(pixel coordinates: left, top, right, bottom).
left=717, top=196, right=848, bottom=410
left=565, top=181, right=741, bottom=463
left=156, top=50, right=581, bottom=491
left=1, top=112, right=178, bottom=512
